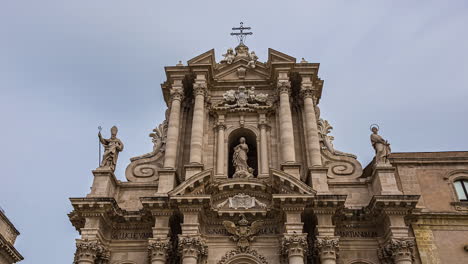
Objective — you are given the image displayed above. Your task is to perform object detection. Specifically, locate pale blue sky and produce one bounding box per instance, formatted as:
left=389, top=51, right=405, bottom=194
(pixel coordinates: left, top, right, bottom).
left=1, top=0, right=467, bottom=263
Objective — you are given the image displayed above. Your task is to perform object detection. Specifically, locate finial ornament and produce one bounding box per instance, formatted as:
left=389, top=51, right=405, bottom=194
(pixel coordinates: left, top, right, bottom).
left=98, top=126, right=124, bottom=172
left=370, top=124, right=391, bottom=165
left=230, top=22, right=253, bottom=45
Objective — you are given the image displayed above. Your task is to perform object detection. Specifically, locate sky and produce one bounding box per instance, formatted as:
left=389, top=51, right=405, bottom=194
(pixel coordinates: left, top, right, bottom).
left=0, top=0, right=467, bottom=263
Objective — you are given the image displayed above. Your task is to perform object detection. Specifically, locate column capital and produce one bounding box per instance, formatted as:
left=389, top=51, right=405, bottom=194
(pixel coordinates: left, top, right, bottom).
left=170, top=86, right=184, bottom=102
left=313, top=237, right=339, bottom=261
left=74, top=239, right=108, bottom=264
left=193, top=82, right=207, bottom=97
left=216, top=122, right=227, bottom=131
left=178, top=235, right=208, bottom=260
left=277, top=80, right=292, bottom=95
left=378, top=238, right=415, bottom=264
left=148, top=238, right=171, bottom=263
left=258, top=122, right=270, bottom=130
left=281, top=233, right=308, bottom=258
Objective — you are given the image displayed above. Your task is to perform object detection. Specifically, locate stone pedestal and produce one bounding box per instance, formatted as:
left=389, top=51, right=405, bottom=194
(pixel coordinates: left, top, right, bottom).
left=371, top=165, right=402, bottom=195
left=157, top=169, right=177, bottom=193
left=87, top=169, right=118, bottom=197
left=281, top=163, right=301, bottom=179
left=308, top=167, right=330, bottom=194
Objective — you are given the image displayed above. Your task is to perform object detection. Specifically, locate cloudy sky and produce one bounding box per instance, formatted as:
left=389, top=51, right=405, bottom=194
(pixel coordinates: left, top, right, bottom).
left=1, top=0, right=467, bottom=263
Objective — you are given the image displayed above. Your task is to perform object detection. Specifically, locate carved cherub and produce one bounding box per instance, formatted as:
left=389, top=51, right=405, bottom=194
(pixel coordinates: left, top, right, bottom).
left=222, top=214, right=263, bottom=251
left=247, top=51, right=258, bottom=68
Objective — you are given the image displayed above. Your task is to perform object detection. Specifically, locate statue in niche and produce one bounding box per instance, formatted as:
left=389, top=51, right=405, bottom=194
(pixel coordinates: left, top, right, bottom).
left=98, top=126, right=124, bottom=172
left=221, top=48, right=235, bottom=64
left=232, top=137, right=254, bottom=178
left=370, top=125, right=391, bottom=164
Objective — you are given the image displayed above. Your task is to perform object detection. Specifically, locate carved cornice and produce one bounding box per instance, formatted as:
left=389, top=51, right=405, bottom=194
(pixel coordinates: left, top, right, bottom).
left=0, top=235, right=23, bottom=262
left=378, top=238, right=415, bottom=263
left=367, top=195, right=420, bottom=217
left=281, top=233, right=308, bottom=258
left=313, top=237, right=339, bottom=260
left=178, top=236, right=208, bottom=259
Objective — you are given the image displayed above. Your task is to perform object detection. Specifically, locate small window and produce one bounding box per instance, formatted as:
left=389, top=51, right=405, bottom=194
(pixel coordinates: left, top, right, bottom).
left=454, top=180, right=468, bottom=201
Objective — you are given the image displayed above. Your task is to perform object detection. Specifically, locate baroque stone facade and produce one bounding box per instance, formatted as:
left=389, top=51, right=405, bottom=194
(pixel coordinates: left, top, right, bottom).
left=68, top=39, right=468, bottom=264
left=0, top=208, right=23, bottom=264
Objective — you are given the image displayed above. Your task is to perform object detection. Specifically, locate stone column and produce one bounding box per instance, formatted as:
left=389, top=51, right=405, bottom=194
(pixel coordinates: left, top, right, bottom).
left=300, top=76, right=322, bottom=167
left=378, top=239, right=415, bottom=264
left=148, top=238, right=171, bottom=264
left=178, top=236, right=207, bottom=264
left=189, top=75, right=207, bottom=164
left=259, top=123, right=269, bottom=175
left=277, top=77, right=296, bottom=163
left=215, top=120, right=226, bottom=176
left=164, top=80, right=184, bottom=169
left=314, top=237, right=339, bottom=264
left=282, top=234, right=308, bottom=264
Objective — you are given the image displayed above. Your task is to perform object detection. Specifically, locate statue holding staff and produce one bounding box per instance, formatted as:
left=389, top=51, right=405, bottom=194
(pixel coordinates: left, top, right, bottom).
left=98, top=126, right=124, bottom=171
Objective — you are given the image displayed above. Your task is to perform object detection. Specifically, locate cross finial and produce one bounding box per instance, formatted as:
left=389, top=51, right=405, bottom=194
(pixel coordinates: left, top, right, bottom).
left=230, top=22, right=253, bottom=45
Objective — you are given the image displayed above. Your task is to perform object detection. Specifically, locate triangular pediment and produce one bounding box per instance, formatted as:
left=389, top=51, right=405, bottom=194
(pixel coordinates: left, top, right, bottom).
left=187, top=49, right=216, bottom=66
left=268, top=48, right=296, bottom=64
left=215, top=60, right=269, bottom=81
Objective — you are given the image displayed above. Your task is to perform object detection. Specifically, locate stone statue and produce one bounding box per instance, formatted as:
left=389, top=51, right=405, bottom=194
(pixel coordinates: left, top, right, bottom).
left=247, top=51, right=258, bottom=68
left=232, top=137, right=253, bottom=178
left=370, top=125, right=391, bottom=164
left=98, top=126, right=124, bottom=171
left=219, top=86, right=270, bottom=109
left=221, top=48, right=235, bottom=64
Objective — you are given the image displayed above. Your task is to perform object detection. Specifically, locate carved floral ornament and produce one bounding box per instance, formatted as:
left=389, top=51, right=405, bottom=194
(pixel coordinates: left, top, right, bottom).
left=74, top=239, right=109, bottom=264
left=214, top=86, right=271, bottom=112
left=377, top=239, right=415, bottom=263
left=313, top=237, right=339, bottom=258
left=281, top=234, right=308, bottom=257
left=178, top=236, right=208, bottom=258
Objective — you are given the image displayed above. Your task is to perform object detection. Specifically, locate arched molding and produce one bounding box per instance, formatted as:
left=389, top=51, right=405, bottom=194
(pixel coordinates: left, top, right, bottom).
left=112, top=261, right=137, bottom=264
left=217, top=248, right=268, bottom=264
left=271, top=169, right=316, bottom=195
left=443, top=169, right=468, bottom=202
left=169, top=169, right=212, bottom=196
left=225, top=124, right=260, bottom=139
left=345, top=259, right=375, bottom=264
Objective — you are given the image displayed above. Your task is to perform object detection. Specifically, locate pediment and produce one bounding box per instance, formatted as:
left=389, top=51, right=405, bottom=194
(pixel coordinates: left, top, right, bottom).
left=215, top=60, right=269, bottom=81
left=187, top=49, right=216, bottom=66
left=268, top=48, right=296, bottom=64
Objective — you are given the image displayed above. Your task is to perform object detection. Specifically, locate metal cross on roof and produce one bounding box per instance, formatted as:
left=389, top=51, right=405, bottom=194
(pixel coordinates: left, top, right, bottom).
left=231, top=22, right=253, bottom=45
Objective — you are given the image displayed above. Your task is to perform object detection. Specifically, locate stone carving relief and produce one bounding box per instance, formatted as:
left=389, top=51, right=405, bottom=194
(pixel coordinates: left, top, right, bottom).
left=216, top=193, right=267, bottom=210
left=220, top=44, right=259, bottom=68
left=317, top=119, right=363, bottom=179
left=281, top=234, right=308, bottom=259
left=215, top=86, right=271, bottom=112
left=125, top=112, right=169, bottom=182
left=313, top=237, right=339, bottom=262
left=217, top=248, right=268, bottom=264
left=98, top=126, right=124, bottom=172
left=74, top=239, right=109, bottom=264
left=222, top=214, right=264, bottom=251
left=178, top=236, right=208, bottom=262
left=370, top=125, right=391, bottom=165
left=148, top=238, right=171, bottom=263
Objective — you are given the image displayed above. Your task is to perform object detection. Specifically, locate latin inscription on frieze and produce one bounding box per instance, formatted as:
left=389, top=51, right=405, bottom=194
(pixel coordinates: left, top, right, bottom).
left=336, top=230, right=378, bottom=238
left=111, top=230, right=153, bottom=240
left=207, top=226, right=278, bottom=235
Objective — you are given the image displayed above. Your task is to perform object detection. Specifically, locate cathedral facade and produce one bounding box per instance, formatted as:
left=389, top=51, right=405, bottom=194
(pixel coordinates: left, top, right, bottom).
left=69, top=41, right=468, bottom=264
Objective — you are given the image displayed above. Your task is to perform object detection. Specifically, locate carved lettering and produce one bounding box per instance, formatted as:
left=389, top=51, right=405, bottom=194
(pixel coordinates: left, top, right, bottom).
left=111, top=231, right=153, bottom=240
left=336, top=230, right=377, bottom=238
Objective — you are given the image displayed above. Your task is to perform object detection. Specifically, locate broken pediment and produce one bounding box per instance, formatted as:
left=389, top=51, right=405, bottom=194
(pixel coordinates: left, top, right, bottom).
left=267, top=48, right=296, bottom=64
left=187, top=49, right=216, bottom=66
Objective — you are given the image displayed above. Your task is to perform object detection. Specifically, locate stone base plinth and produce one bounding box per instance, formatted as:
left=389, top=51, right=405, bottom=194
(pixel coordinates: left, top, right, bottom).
left=157, top=168, right=177, bottom=194
left=184, top=164, right=204, bottom=180
left=281, top=163, right=301, bottom=179
left=87, top=168, right=118, bottom=197
left=371, top=165, right=402, bottom=195
left=308, top=167, right=330, bottom=194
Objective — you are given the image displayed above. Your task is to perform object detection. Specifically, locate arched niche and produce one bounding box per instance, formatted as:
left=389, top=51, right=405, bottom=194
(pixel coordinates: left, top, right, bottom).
left=228, top=127, right=258, bottom=178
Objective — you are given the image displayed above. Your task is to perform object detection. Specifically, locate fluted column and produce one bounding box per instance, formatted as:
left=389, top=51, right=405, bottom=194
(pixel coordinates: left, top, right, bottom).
left=282, top=234, right=308, bottom=264
left=148, top=238, right=171, bottom=264
left=277, top=78, right=296, bottom=163
left=164, top=81, right=184, bottom=169
left=189, top=76, right=207, bottom=164
left=314, top=237, right=339, bottom=264
left=216, top=121, right=226, bottom=176
left=300, top=76, right=322, bottom=167
left=259, top=123, right=269, bottom=175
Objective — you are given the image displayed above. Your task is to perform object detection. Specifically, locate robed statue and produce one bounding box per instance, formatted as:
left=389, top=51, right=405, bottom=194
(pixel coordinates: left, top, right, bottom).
left=98, top=126, right=124, bottom=171
left=232, top=137, right=254, bottom=178
left=370, top=126, right=391, bottom=164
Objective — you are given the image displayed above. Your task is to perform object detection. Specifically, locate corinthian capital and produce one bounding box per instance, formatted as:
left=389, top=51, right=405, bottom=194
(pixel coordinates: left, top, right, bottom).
left=281, top=234, right=308, bottom=258
left=277, top=80, right=291, bottom=95
left=170, top=86, right=184, bottom=102
left=378, top=238, right=415, bottom=264
left=148, top=238, right=171, bottom=262
left=314, top=237, right=339, bottom=260
left=193, top=82, right=207, bottom=97
left=178, top=236, right=208, bottom=260
left=74, top=239, right=106, bottom=264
